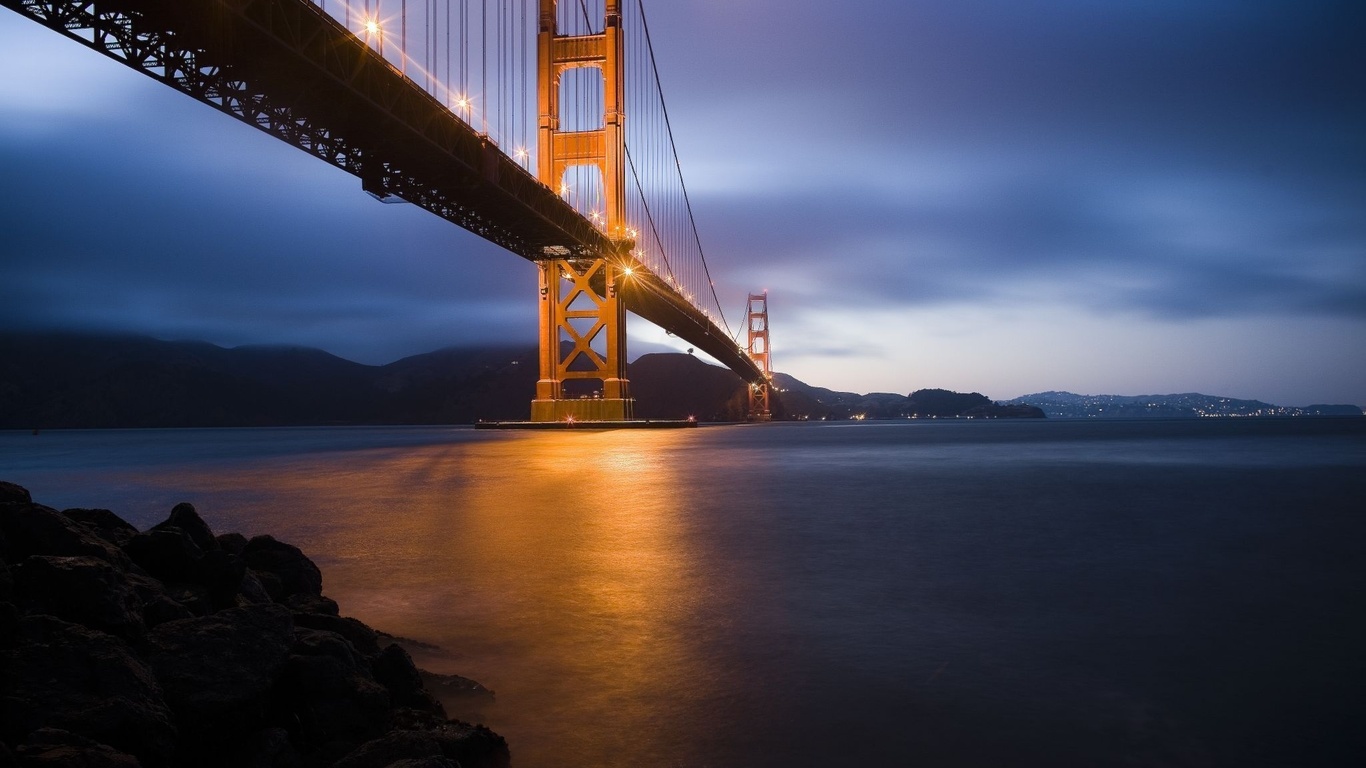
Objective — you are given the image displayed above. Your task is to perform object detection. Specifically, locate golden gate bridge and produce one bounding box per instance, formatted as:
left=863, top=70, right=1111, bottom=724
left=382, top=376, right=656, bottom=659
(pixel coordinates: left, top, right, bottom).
left=1, top=0, right=775, bottom=423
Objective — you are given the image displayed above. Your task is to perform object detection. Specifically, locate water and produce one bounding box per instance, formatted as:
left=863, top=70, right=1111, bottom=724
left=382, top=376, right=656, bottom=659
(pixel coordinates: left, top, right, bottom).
left=3, top=419, right=1364, bottom=767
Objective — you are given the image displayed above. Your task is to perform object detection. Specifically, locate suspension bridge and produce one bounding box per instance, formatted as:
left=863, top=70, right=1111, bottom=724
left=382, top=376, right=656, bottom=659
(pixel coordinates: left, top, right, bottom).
left=2, top=0, right=775, bottom=423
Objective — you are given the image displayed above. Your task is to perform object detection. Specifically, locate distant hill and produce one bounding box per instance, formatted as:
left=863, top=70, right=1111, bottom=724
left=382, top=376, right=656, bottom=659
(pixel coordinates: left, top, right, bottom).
left=0, top=332, right=756, bottom=428
left=1001, top=391, right=1363, bottom=418
left=0, top=332, right=538, bottom=428
left=6, top=332, right=1348, bottom=427
left=770, top=377, right=1043, bottom=420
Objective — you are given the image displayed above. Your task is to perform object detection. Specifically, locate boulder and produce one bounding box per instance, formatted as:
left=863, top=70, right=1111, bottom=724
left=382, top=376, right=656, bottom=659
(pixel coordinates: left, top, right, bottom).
left=0, top=615, right=176, bottom=767
left=150, top=503, right=219, bottom=553
left=216, top=532, right=248, bottom=556
left=0, top=483, right=31, bottom=504
left=13, top=728, right=142, bottom=768
left=0, top=557, right=11, bottom=604
left=371, top=644, right=443, bottom=714
left=0, top=503, right=130, bottom=569
left=293, top=613, right=380, bottom=657
left=241, top=536, right=322, bottom=600
left=60, top=509, right=138, bottom=549
left=275, top=628, right=392, bottom=756
left=333, top=724, right=509, bottom=768
left=145, top=604, right=294, bottom=738
left=122, top=529, right=204, bottom=585
left=10, top=556, right=144, bottom=641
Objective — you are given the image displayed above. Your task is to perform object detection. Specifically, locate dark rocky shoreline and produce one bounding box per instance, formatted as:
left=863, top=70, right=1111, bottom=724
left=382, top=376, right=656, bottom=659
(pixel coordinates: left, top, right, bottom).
left=0, top=481, right=510, bottom=768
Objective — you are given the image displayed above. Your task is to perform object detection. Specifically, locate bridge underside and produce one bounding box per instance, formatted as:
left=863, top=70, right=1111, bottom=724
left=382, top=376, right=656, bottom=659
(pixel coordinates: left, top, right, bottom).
left=4, top=0, right=766, bottom=386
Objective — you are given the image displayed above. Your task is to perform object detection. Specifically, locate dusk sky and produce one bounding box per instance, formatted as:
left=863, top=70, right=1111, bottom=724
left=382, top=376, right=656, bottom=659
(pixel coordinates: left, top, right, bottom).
left=2, top=1, right=1363, bottom=407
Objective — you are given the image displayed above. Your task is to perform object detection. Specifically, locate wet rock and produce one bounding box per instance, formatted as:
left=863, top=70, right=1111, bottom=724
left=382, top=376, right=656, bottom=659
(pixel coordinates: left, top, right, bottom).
left=61, top=509, right=138, bottom=549
left=242, top=536, right=322, bottom=600
left=14, top=728, right=141, bottom=768
left=10, top=556, right=144, bottom=641
left=146, top=604, right=294, bottom=737
left=0, top=616, right=176, bottom=767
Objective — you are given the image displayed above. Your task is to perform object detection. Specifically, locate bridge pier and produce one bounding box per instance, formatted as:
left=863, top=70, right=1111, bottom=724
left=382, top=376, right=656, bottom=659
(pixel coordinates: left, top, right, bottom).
left=532, top=256, right=633, bottom=422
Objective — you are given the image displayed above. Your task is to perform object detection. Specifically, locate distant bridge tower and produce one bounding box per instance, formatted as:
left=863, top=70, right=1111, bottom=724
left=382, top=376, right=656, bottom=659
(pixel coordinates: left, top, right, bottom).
left=747, top=292, right=773, bottom=421
left=531, top=0, right=632, bottom=422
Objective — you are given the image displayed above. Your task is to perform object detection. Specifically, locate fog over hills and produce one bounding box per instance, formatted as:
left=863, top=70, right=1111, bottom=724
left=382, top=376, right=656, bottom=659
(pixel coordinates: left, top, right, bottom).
left=0, top=333, right=1357, bottom=428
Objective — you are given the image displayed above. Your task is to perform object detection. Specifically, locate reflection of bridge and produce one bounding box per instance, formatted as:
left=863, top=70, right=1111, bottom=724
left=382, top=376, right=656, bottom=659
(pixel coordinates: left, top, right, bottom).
left=3, top=0, right=772, bottom=422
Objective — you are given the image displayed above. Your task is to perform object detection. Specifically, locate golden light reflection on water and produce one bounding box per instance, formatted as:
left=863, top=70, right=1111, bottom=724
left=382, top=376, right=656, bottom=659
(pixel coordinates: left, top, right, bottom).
left=146, top=429, right=713, bottom=766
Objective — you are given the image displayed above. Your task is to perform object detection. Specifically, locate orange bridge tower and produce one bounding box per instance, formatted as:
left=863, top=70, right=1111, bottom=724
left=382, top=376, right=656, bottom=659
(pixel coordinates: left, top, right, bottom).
left=747, top=292, right=773, bottom=421
left=531, top=0, right=632, bottom=422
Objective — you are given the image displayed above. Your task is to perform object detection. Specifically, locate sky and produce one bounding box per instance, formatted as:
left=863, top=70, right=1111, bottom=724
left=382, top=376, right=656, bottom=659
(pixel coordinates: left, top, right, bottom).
left=2, top=1, right=1364, bottom=407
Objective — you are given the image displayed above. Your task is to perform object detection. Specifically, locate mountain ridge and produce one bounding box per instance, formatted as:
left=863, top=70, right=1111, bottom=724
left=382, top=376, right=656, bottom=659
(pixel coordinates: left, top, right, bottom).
left=1, top=332, right=1357, bottom=427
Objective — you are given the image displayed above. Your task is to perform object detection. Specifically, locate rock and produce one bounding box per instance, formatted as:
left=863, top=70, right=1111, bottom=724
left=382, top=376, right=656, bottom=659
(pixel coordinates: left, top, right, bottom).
left=372, top=644, right=442, bottom=714
left=60, top=509, right=138, bottom=549
left=333, top=724, right=509, bottom=768
left=14, top=728, right=142, bottom=768
left=145, top=604, right=294, bottom=740
left=10, top=556, right=145, bottom=641
left=381, top=759, right=459, bottom=768
left=0, top=502, right=129, bottom=569
left=236, top=570, right=273, bottom=606
left=216, top=532, right=248, bottom=556
left=197, top=549, right=247, bottom=609
left=0, top=615, right=176, bottom=767
left=219, top=727, right=299, bottom=768
left=0, top=557, right=11, bottom=603
left=0, top=483, right=31, bottom=504
left=122, top=529, right=204, bottom=586
left=418, top=671, right=495, bottom=702
left=150, top=503, right=219, bottom=554
left=241, top=536, right=322, bottom=601
left=275, top=629, right=392, bottom=756
left=121, top=570, right=194, bottom=629
left=0, top=486, right=509, bottom=768
left=284, top=593, right=340, bottom=617
left=293, top=613, right=379, bottom=657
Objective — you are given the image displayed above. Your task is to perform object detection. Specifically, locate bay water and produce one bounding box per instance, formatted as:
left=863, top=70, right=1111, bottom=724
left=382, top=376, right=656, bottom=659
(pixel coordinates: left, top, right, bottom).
left=2, top=418, right=1363, bottom=766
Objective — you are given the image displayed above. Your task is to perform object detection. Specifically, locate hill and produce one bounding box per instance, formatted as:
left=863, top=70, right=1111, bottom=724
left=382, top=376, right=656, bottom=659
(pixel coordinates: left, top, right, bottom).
left=1001, top=391, right=1363, bottom=418
left=0, top=332, right=759, bottom=428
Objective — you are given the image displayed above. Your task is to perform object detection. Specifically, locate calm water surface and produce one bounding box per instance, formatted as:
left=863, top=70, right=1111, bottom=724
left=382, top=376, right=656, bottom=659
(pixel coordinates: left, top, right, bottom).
left=3, top=419, right=1364, bottom=767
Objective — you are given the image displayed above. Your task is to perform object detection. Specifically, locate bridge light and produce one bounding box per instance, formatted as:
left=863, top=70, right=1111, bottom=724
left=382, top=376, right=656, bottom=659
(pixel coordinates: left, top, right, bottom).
left=514, top=147, right=528, bottom=162
left=622, top=267, right=634, bottom=276
left=366, top=19, right=380, bottom=35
